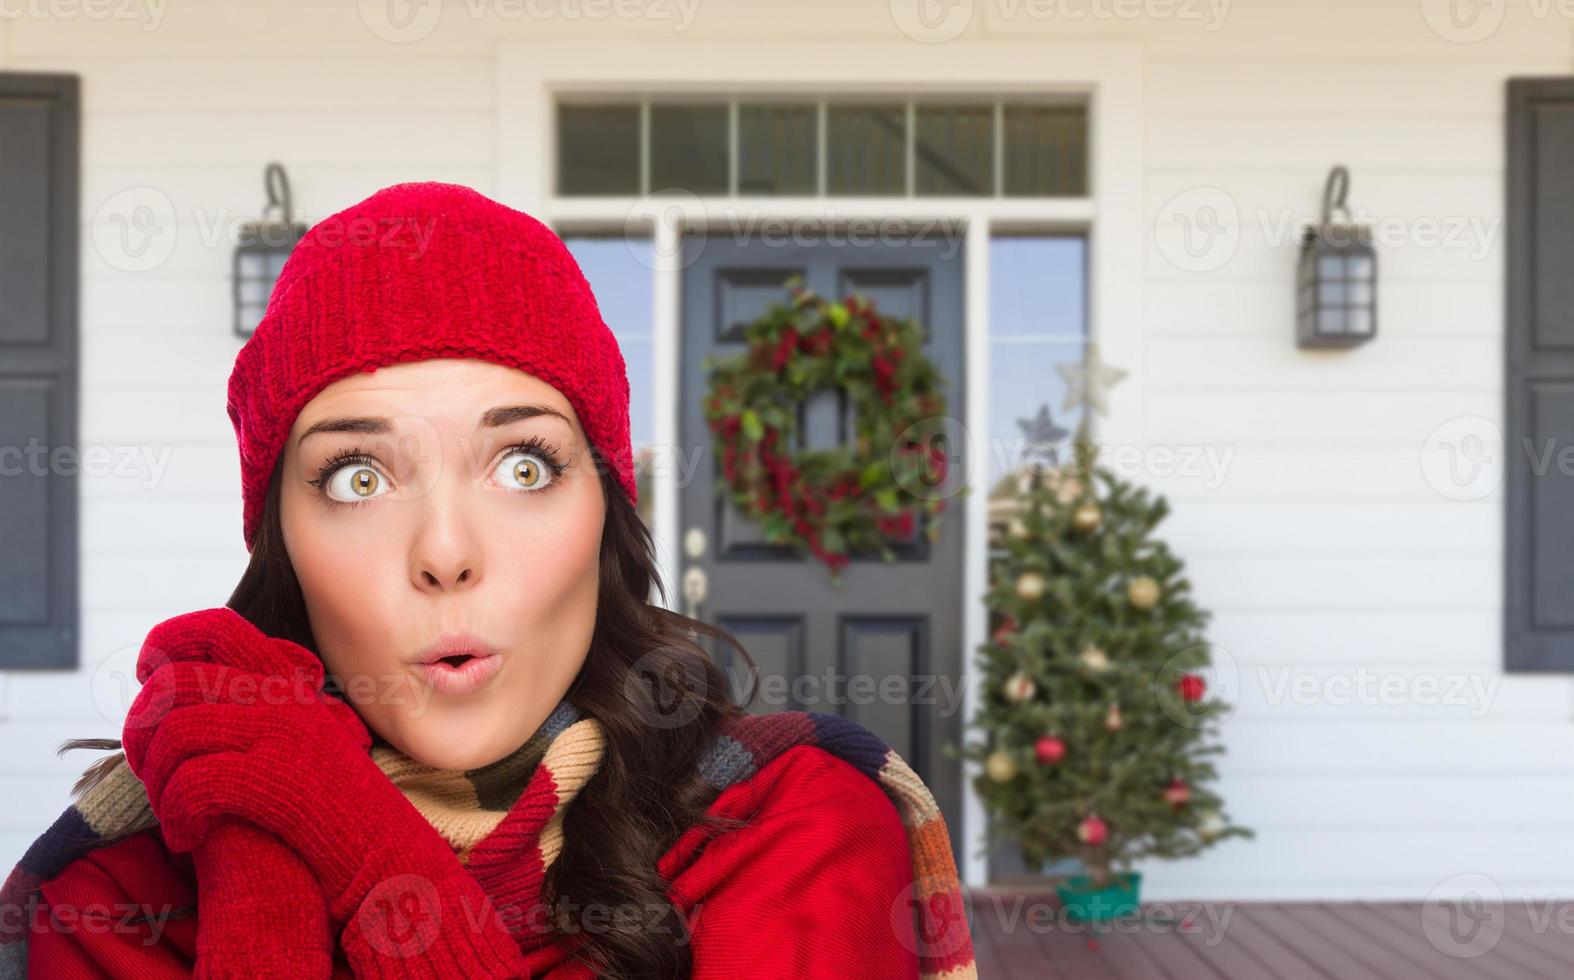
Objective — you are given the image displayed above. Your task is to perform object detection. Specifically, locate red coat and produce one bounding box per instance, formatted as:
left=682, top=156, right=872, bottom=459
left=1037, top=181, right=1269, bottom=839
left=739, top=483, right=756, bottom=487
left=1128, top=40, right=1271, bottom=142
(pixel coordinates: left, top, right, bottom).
left=27, top=744, right=922, bottom=978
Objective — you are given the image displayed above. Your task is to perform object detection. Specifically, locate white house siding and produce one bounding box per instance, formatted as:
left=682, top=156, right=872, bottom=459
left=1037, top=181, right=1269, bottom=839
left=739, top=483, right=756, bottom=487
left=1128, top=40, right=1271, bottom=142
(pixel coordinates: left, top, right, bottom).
left=1, top=0, right=1571, bottom=901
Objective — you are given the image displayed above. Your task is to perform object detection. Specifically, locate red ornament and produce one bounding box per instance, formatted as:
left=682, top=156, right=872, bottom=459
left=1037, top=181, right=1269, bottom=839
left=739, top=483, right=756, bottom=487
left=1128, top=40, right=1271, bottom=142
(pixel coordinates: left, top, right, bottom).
left=992, top=615, right=1019, bottom=645
left=1077, top=815, right=1108, bottom=846
left=1035, top=736, right=1066, bottom=765
left=1175, top=673, right=1207, bottom=703
left=1163, top=779, right=1191, bottom=807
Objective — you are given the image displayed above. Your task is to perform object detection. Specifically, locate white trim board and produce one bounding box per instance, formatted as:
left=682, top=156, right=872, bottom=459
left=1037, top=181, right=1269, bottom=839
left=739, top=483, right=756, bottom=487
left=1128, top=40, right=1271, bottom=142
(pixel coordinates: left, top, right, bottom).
left=496, top=38, right=1146, bottom=889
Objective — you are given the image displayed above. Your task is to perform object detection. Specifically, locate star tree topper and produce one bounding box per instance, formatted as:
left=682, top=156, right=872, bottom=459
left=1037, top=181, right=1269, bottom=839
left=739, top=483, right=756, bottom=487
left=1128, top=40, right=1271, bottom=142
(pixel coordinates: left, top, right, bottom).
left=1054, top=342, right=1128, bottom=418
left=1017, top=403, right=1069, bottom=470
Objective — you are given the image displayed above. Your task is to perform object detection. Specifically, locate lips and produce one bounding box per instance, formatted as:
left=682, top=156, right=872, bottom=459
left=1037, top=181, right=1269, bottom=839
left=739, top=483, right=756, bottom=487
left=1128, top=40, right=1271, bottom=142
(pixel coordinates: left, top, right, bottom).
left=414, top=652, right=502, bottom=696
left=413, top=632, right=504, bottom=696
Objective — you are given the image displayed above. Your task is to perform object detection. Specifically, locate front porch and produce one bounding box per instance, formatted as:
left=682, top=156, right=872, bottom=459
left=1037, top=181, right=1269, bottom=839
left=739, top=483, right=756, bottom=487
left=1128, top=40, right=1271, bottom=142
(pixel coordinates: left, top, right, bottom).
left=969, top=892, right=1570, bottom=979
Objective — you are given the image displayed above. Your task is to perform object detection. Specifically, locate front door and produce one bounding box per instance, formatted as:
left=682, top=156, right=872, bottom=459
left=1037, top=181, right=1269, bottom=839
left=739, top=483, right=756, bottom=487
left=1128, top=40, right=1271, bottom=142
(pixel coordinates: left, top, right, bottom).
left=678, top=227, right=967, bottom=868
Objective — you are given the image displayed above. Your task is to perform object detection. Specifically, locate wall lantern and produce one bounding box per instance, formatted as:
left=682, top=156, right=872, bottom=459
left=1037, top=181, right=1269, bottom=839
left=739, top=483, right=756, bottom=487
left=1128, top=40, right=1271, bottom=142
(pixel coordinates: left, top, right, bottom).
left=1296, top=165, right=1376, bottom=348
left=232, top=162, right=305, bottom=338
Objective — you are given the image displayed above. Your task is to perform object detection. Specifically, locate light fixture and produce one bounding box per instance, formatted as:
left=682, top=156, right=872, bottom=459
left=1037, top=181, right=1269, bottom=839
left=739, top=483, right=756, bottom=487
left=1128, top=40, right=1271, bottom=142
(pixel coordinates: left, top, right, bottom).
left=232, top=162, right=305, bottom=338
left=1296, top=165, right=1376, bottom=348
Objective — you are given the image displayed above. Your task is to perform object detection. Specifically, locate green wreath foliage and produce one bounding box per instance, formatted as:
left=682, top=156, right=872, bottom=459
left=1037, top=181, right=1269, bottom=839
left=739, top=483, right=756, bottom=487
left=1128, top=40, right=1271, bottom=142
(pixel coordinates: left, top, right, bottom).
left=701, top=276, right=961, bottom=584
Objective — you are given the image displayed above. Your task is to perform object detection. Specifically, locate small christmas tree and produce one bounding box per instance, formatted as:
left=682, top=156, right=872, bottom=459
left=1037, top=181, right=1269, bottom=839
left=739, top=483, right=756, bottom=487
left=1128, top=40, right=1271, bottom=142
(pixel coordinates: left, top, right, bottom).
left=965, top=425, right=1249, bottom=888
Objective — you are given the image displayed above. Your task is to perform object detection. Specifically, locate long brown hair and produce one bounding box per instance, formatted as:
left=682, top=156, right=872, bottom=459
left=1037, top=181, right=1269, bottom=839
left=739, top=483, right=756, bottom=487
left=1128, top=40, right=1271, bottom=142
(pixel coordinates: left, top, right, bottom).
left=63, top=449, right=760, bottom=979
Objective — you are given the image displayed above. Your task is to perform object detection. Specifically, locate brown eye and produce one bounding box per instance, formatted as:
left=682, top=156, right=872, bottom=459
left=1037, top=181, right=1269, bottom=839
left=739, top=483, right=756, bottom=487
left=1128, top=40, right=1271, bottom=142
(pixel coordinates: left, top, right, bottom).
left=326, top=465, right=387, bottom=503
left=496, top=452, right=554, bottom=492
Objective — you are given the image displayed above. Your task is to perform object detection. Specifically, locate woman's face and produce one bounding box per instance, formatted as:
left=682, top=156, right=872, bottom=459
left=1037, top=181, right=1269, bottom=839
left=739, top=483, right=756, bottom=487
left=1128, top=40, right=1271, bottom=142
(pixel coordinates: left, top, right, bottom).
left=279, top=357, right=605, bottom=770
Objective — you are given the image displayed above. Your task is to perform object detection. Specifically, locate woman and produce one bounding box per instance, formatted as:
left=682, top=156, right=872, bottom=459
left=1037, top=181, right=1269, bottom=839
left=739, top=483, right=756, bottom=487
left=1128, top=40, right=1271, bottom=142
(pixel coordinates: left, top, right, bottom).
left=0, top=183, right=976, bottom=979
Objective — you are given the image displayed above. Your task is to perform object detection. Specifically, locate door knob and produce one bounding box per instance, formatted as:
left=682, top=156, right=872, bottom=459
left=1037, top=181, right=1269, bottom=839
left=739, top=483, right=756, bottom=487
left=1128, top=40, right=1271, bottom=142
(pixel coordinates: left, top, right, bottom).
left=682, top=566, right=709, bottom=621
left=684, top=526, right=708, bottom=559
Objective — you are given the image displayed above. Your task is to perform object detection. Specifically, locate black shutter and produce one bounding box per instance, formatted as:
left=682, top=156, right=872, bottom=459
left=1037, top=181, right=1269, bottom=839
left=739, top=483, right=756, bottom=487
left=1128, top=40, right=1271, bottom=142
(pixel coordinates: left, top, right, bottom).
left=1507, top=78, right=1574, bottom=671
left=0, top=73, right=80, bottom=669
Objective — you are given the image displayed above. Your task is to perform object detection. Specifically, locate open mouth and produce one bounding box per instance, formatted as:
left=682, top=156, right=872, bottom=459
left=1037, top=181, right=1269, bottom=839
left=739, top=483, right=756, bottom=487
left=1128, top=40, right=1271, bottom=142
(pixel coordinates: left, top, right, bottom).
left=414, top=651, right=502, bottom=695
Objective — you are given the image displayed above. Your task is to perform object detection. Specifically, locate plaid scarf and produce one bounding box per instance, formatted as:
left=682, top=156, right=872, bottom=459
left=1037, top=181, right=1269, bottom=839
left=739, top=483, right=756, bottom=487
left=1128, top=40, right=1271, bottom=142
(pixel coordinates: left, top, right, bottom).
left=0, top=699, right=976, bottom=979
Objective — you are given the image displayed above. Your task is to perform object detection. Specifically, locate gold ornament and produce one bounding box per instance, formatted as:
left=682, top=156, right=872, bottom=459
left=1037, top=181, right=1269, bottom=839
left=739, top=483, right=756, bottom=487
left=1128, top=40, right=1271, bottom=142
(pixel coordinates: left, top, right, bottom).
left=1079, top=645, right=1110, bottom=673
left=1197, top=811, right=1227, bottom=840
left=985, top=750, right=1019, bottom=783
left=1008, top=517, right=1029, bottom=539
left=1015, top=571, right=1046, bottom=601
left=1072, top=503, right=1102, bottom=533
left=1128, top=576, right=1161, bottom=610
left=1002, top=670, right=1036, bottom=703
left=1104, top=702, right=1124, bottom=731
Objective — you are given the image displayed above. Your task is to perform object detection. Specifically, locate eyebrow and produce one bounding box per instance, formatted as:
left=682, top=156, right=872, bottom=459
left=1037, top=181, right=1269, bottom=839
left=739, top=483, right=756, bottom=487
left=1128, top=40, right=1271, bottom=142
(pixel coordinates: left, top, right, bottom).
left=297, top=404, right=575, bottom=448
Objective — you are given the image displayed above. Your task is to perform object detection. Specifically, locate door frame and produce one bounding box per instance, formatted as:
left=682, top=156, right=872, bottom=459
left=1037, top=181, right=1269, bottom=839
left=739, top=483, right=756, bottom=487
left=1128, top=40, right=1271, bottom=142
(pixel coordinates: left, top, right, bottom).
left=498, top=37, right=1146, bottom=888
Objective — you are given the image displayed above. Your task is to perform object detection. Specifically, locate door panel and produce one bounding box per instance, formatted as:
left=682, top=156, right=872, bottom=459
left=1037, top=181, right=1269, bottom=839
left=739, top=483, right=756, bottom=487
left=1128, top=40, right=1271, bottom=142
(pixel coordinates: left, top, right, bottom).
left=679, top=228, right=966, bottom=867
left=0, top=72, right=80, bottom=669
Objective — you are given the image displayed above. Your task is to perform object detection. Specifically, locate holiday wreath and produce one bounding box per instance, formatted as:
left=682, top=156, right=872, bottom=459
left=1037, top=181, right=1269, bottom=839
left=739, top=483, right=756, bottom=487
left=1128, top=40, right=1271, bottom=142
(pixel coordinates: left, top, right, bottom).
left=701, top=276, right=959, bottom=584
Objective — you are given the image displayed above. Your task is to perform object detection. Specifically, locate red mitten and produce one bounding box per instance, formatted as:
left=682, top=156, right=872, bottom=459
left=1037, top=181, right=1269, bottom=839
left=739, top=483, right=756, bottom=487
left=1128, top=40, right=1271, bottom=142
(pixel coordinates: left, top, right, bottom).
left=121, top=608, right=529, bottom=978
left=192, top=819, right=335, bottom=980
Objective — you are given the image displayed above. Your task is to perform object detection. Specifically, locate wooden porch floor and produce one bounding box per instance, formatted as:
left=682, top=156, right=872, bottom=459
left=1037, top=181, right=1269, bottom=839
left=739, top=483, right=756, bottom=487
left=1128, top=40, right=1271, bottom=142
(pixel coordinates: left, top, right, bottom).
left=968, top=891, right=1574, bottom=979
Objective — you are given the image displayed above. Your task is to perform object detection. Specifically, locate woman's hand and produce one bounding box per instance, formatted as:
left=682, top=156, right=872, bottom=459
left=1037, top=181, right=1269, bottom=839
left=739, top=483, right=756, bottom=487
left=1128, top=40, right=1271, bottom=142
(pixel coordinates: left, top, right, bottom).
left=120, top=608, right=529, bottom=977
left=120, top=606, right=375, bottom=867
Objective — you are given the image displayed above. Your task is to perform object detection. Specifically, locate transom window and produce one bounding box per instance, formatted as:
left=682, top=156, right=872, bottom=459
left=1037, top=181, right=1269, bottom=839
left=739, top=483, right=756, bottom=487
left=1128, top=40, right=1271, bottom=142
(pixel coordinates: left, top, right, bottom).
left=556, top=96, right=1088, bottom=198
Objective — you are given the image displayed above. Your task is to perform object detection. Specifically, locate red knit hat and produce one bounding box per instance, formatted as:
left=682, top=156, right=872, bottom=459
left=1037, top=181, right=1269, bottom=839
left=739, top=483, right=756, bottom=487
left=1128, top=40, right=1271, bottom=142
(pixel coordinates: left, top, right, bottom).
left=226, top=182, right=636, bottom=552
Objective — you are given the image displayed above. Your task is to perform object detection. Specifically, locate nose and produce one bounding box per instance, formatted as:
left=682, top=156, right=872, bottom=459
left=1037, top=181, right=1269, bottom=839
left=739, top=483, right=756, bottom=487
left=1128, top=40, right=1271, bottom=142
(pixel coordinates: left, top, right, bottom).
left=409, top=492, right=483, bottom=594
left=417, top=560, right=476, bottom=591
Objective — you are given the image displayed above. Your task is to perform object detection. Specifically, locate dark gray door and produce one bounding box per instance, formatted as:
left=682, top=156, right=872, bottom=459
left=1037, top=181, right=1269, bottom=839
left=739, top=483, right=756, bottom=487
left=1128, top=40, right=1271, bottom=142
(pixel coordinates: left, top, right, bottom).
left=679, top=227, right=966, bottom=867
left=1507, top=78, right=1574, bottom=671
left=0, top=73, right=79, bottom=669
